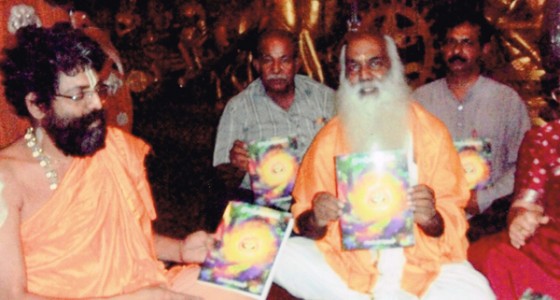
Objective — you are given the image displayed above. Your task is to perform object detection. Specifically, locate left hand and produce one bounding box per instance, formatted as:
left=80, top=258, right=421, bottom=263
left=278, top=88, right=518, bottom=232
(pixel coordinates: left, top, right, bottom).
left=180, top=230, right=215, bottom=264
left=408, top=184, right=437, bottom=227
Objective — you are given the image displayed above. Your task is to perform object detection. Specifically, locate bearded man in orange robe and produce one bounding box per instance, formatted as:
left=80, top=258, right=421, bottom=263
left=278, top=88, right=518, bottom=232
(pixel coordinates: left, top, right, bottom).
left=273, top=31, right=495, bottom=299
left=0, top=1, right=133, bottom=149
left=0, top=23, right=248, bottom=300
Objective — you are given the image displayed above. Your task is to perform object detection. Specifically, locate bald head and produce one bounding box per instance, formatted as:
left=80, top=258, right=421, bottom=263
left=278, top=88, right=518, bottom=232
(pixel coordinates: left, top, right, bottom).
left=342, top=32, right=391, bottom=94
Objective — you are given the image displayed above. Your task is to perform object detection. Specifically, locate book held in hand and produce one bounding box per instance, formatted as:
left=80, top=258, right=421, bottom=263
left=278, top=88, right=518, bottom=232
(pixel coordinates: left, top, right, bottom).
left=336, top=151, right=414, bottom=250
left=198, top=201, right=294, bottom=299
left=454, top=138, right=492, bottom=190
left=247, top=136, right=299, bottom=211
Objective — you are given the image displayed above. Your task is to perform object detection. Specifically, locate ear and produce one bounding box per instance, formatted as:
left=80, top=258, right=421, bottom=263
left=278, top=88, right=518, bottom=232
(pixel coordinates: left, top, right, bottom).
left=252, top=57, right=261, bottom=73
left=482, top=42, right=491, bottom=56
left=294, top=56, right=302, bottom=71
left=25, top=93, right=47, bottom=120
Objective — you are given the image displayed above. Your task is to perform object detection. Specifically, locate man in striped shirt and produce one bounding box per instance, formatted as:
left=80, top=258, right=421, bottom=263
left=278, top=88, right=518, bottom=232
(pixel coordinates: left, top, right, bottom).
left=213, top=29, right=335, bottom=201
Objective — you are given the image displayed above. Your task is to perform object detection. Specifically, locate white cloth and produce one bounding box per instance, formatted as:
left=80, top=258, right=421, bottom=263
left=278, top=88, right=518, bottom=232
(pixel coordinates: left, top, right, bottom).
left=274, top=237, right=495, bottom=300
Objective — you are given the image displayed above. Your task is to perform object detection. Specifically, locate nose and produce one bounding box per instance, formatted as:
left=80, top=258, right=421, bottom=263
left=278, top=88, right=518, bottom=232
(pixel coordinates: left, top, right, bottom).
left=452, top=43, right=462, bottom=54
left=272, top=60, right=282, bottom=73
left=87, top=92, right=104, bottom=110
left=359, top=65, right=374, bottom=82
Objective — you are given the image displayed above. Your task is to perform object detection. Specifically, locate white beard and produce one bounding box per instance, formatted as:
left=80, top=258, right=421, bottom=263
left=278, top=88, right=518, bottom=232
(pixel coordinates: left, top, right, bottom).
left=336, top=37, right=412, bottom=153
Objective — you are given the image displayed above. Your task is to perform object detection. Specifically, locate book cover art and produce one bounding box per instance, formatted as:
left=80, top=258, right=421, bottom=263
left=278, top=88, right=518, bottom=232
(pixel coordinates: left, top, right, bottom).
left=336, top=151, right=414, bottom=250
left=454, top=138, right=492, bottom=190
left=198, top=201, right=294, bottom=299
left=247, top=137, right=299, bottom=211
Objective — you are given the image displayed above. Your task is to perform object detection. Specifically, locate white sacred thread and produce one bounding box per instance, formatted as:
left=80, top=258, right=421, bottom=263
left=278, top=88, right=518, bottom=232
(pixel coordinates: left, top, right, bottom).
left=0, top=181, right=7, bottom=228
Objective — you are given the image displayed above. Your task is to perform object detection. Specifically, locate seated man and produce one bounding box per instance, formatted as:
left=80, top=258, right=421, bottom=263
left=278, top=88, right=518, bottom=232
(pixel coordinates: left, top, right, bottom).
left=0, top=23, right=247, bottom=299
left=273, top=31, right=494, bottom=299
left=213, top=29, right=334, bottom=201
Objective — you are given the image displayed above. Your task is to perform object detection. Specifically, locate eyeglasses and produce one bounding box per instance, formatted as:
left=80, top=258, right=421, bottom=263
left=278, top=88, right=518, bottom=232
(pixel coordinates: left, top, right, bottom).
left=55, top=83, right=110, bottom=102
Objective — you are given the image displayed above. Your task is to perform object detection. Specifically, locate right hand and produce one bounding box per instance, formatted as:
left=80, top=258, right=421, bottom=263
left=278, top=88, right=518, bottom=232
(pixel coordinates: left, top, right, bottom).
left=228, top=140, right=249, bottom=172
left=508, top=203, right=549, bottom=249
left=312, top=192, right=343, bottom=227
left=113, top=286, right=194, bottom=300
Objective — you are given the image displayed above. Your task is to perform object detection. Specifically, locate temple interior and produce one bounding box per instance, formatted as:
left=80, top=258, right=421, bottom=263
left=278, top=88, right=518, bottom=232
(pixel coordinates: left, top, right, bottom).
left=0, top=0, right=551, bottom=240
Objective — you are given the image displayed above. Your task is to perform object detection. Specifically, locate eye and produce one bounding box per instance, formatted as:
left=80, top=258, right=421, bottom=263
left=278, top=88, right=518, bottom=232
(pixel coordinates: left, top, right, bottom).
left=346, top=61, right=360, bottom=73
left=260, top=57, right=273, bottom=65
left=69, top=91, right=85, bottom=101
left=281, top=57, right=293, bottom=64
left=369, top=57, right=386, bottom=70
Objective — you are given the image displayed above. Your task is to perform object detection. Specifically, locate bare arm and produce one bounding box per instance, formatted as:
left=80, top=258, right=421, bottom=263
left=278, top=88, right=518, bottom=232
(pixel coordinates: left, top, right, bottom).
left=0, top=178, right=30, bottom=300
left=508, top=194, right=549, bottom=249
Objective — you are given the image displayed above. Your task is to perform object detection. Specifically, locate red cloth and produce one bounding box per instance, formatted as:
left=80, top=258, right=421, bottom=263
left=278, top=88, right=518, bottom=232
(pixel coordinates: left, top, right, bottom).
left=468, top=120, right=560, bottom=299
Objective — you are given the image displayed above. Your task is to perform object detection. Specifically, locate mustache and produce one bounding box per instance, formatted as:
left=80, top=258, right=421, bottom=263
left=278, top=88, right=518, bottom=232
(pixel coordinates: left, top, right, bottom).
left=266, top=74, right=288, bottom=80
left=448, top=55, right=467, bottom=63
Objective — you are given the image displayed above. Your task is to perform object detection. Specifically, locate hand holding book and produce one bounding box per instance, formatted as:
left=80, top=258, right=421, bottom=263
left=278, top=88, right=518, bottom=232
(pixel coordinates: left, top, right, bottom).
left=408, top=184, right=443, bottom=237
left=312, top=192, right=343, bottom=228
left=229, top=139, right=249, bottom=172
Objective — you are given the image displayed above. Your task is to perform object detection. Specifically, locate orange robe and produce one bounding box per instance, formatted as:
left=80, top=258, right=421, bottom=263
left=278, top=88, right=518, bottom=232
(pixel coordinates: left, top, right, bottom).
left=21, top=128, right=167, bottom=297
left=20, top=127, right=251, bottom=299
left=292, top=102, right=470, bottom=296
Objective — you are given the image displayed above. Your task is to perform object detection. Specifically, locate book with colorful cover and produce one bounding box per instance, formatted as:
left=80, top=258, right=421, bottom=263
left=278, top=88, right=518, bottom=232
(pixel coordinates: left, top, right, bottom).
left=454, top=138, right=492, bottom=190
left=198, top=201, right=294, bottom=299
left=247, top=136, right=299, bottom=211
left=336, top=151, right=414, bottom=250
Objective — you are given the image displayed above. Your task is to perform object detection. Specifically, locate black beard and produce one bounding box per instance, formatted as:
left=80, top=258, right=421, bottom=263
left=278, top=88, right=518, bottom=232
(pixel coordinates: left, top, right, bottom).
left=43, top=109, right=107, bottom=157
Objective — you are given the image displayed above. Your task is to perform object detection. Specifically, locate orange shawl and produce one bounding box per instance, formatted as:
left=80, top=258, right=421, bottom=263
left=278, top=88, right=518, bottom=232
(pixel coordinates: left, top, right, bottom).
left=21, top=128, right=168, bottom=298
left=292, top=102, right=470, bottom=296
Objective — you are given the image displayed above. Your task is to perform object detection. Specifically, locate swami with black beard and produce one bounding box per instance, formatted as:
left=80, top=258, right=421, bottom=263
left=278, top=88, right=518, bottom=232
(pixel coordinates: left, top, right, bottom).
left=0, top=23, right=248, bottom=299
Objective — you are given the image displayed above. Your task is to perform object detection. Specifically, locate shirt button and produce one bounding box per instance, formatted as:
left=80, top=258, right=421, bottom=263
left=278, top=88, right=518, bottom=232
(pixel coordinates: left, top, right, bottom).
left=458, top=105, right=464, bottom=111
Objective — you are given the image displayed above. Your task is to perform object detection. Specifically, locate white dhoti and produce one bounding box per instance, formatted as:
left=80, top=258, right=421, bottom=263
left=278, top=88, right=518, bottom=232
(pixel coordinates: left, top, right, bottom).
left=274, top=237, right=495, bottom=300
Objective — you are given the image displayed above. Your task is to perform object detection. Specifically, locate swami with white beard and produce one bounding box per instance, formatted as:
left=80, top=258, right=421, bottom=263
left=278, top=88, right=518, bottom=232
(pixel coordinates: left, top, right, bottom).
left=273, top=32, right=495, bottom=300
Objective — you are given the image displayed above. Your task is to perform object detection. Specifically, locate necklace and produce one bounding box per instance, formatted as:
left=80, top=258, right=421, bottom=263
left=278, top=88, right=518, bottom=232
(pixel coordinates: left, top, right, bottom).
left=24, top=127, right=58, bottom=190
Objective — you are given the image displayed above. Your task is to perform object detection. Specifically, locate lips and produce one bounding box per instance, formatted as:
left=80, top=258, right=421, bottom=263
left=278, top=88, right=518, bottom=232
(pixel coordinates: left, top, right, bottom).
left=360, top=86, right=378, bottom=95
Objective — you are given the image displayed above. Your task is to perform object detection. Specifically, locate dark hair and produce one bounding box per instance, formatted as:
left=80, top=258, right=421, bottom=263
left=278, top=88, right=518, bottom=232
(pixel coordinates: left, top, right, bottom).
left=256, top=29, right=298, bottom=59
left=1, top=22, right=106, bottom=118
left=434, top=8, right=495, bottom=46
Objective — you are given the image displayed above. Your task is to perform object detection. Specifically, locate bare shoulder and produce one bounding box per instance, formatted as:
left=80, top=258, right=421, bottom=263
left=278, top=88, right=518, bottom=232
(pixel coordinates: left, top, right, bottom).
left=0, top=139, right=32, bottom=209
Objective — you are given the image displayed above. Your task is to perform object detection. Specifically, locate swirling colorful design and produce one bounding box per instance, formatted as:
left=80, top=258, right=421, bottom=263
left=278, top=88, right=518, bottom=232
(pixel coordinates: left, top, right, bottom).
left=459, top=149, right=491, bottom=189
left=222, top=220, right=278, bottom=267
left=257, top=148, right=297, bottom=189
left=348, top=171, right=407, bottom=222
